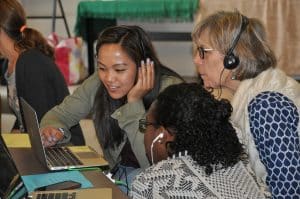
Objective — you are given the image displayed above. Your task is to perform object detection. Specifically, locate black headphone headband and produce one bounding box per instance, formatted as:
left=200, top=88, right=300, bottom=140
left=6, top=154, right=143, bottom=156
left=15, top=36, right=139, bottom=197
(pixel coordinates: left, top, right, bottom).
left=227, top=15, right=249, bottom=56
left=223, top=15, right=249, bottom=70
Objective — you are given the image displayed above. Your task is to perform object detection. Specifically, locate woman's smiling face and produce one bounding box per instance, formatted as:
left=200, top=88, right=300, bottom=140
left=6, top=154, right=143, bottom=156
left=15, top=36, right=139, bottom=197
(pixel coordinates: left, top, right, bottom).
left=97, top=43, right=137, bottom=99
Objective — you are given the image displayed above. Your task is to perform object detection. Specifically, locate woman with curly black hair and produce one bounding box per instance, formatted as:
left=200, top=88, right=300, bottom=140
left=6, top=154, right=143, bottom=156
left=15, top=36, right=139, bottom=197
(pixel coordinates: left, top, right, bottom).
left=130, top=83, right=265, bottom=198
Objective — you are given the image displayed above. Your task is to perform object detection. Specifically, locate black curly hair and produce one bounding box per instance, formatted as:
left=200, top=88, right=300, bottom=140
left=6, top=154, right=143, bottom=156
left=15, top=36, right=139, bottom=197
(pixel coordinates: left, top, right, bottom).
left=154, top=83, right=246, bottom=175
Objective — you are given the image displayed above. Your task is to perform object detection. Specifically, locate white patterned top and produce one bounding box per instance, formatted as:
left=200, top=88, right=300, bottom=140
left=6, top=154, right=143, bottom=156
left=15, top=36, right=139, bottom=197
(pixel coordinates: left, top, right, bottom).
left=130, top=154, right=265, bottom=199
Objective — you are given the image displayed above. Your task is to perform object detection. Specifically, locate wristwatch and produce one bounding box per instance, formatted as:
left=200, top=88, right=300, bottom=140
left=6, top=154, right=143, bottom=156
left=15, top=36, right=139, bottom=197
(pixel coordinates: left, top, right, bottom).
left=58, top=127, right=66, bottom=138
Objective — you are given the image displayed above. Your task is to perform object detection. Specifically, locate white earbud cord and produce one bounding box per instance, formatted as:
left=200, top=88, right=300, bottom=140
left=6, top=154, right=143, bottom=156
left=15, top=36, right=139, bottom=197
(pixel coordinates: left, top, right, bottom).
left=150, top=133, right=163, bottom=164
left=150, top=141, right=155, bottom=165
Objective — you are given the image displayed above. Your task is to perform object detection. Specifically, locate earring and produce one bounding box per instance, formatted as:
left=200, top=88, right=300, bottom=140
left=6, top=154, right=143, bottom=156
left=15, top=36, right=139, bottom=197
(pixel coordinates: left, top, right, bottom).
left=231, top=71, right=237, bottom=80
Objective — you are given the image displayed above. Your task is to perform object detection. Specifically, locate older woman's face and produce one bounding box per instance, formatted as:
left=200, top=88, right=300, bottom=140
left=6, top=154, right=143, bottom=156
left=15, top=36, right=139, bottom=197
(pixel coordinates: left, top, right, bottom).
left=193, top=30, right=225, bottom=89
left=97, top=44, right=137, bottom=99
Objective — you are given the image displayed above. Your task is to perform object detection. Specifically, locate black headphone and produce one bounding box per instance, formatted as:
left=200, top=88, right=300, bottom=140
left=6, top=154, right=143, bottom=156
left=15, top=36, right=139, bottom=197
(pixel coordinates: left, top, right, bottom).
left=223, top=15, right=249, bottom=70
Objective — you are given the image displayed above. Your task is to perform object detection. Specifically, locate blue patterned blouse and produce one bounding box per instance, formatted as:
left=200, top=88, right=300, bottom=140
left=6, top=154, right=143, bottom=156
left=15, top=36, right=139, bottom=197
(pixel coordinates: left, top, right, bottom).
left=248, top=91, right=300, bottom=198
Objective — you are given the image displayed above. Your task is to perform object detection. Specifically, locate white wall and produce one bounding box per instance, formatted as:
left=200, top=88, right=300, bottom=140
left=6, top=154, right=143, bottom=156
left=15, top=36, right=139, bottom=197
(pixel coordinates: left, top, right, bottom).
left=20, top=0, right=197, bottom=77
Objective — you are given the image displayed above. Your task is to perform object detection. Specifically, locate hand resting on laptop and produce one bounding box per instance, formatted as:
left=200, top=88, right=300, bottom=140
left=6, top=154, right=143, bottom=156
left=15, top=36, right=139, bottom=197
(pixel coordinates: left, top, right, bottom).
left=41, top=127, right=64, bottom=147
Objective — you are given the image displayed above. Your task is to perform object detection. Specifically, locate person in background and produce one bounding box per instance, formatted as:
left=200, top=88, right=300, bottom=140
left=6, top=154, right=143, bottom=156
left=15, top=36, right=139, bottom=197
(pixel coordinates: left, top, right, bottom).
left=192, top=10, right=300, bottom=198
left=40, top=25, right=183, bottom=193
left=130, top=83, right=265, bottom=198
left=0, top=0, right=84, bottom=145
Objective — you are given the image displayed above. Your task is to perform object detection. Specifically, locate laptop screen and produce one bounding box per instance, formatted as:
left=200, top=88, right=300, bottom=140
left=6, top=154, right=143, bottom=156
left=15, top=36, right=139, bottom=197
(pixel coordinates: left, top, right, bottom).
left=0, top=135, right=24, bottom=198
left=20, top=97, right=49, bottom=167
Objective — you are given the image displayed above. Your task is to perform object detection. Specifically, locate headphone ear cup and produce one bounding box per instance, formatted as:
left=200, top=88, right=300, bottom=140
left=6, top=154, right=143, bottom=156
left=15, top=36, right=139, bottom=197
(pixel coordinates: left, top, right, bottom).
left=223, top=53, right=240, bottom=70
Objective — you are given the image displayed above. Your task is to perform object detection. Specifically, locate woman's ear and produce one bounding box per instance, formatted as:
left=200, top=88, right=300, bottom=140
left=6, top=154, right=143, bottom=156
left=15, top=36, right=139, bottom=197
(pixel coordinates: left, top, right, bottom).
left=157, top=126, right=175, bottom=144
left=158, top=126, right=176, bottom=157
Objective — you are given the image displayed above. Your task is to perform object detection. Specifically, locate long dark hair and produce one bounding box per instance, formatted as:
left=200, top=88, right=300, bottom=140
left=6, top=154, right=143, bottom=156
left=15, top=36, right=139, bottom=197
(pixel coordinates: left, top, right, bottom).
left=0, top=0, right=54, bottom=58
left=154, top=83, right=246, bottom=174
left=93, top=25, right=183, bottom=149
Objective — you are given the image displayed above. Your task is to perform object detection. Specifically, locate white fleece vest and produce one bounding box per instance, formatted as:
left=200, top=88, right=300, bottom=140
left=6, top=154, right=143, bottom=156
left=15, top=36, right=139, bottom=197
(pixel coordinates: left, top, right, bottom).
left=231, top=68, right=300, bottom=191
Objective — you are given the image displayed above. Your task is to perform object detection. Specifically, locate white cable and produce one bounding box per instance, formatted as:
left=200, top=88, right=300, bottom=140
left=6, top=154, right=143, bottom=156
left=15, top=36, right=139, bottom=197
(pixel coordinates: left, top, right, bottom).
left=150, top=133, right=163, bottom=164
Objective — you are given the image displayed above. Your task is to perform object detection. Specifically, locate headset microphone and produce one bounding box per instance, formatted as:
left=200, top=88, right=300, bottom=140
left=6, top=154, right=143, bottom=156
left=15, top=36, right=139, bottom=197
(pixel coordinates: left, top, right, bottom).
left=150, top=133, right=164, bottom=164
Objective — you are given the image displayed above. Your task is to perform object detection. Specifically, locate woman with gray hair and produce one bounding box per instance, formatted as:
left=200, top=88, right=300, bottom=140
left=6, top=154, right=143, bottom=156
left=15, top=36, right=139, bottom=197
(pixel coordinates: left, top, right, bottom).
left=192, top=10, right=300, bottom=198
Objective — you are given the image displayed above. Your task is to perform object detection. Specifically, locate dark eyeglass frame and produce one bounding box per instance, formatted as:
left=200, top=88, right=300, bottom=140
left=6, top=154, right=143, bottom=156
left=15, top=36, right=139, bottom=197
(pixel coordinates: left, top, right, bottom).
left=138, top=119, right=159, bottom=133
left=197, top=46, right=214, bottom=59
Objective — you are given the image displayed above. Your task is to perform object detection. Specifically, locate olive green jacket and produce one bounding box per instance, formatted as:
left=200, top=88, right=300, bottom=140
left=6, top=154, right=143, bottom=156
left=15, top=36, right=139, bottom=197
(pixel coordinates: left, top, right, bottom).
left=40, top=72, right=183, bottom=169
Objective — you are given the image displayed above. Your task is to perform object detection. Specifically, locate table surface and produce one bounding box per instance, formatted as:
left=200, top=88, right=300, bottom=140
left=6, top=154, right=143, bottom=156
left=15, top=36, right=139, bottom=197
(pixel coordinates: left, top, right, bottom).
left=2, top=133, right=31, bottom=148
left=9, top=148, right=128, bottom=199
left=3, top=133, right=128, bottom=199
left=74, top=0, right=199, bottom=38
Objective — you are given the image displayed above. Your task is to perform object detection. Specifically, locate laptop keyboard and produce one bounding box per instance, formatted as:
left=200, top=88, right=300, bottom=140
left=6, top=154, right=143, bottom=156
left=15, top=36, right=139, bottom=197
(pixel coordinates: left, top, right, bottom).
left=45, top=147, right=83, bottom=167
left=36, top=192, right=76, bottom=199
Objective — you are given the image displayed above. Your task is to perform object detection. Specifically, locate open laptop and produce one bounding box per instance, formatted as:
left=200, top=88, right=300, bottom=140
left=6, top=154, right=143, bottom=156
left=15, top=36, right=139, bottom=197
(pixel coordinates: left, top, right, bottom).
left=0, top=134, right=22, bottom=199
left=0, top=134, right=112, bottom=199
left=20, top=97, right=108, bottom=171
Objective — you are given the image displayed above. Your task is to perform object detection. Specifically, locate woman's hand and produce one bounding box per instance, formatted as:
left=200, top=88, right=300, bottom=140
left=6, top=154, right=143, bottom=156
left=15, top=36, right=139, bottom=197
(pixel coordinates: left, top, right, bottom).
left=127, top=58, right=154, bottom=102
left=40, top=127, right=64, bottom=147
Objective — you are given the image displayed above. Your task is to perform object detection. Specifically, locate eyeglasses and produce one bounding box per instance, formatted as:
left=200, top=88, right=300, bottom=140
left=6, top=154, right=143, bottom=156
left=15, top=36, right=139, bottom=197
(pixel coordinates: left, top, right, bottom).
left=197, top=46, right=214, bottom=59
left=138, top=119, right=159, bottom=133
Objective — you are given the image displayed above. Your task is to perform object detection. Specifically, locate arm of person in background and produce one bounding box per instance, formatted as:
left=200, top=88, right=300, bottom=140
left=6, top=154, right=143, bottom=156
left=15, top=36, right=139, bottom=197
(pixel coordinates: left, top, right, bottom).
left=248, top=91, right=300, bottom=198
left=40, top=72, right=101, bottom=146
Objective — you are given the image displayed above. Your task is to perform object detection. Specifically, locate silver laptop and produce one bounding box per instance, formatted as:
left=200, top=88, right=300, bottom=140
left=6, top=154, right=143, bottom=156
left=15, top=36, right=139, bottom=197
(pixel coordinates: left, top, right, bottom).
left=20, top=97, right=108, bottom=171
left=0, top=135, right=112, bottom=199
left=30, top=188, right=112, bottom=199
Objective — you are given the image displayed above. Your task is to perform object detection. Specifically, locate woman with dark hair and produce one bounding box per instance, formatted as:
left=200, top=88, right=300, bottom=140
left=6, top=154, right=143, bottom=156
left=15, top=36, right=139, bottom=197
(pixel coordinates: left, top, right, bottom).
left=192, top=10, right=299, bottom=197
left=130, top=83, right=264, bottom=198
left=0, top=0, right=83, bottom=145
left=40, top=25, right=183, bottom=191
